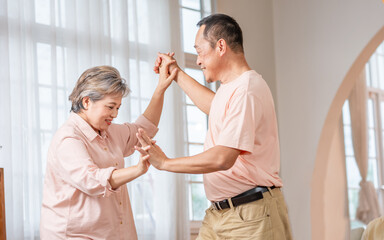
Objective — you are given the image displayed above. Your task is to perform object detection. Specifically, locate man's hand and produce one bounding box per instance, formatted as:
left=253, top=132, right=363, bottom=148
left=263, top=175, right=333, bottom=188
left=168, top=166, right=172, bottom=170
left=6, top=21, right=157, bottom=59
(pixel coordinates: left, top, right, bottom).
left=153, top=52, right=179, bottom=75
left=135, top=128, right=168, bottom=170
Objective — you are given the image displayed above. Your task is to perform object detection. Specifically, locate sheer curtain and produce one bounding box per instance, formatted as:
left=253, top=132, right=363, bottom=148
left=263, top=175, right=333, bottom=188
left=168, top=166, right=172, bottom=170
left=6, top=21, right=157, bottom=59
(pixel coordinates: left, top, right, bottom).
left=0, top=0, right=189, bottom=239
left=348, top=69, right=381, bottom=225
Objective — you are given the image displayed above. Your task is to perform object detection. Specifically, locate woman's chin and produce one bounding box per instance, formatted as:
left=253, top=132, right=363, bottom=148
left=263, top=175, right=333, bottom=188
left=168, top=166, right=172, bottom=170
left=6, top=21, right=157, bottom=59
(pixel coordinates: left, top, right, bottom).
left=102, top=124, right=111, bottom=131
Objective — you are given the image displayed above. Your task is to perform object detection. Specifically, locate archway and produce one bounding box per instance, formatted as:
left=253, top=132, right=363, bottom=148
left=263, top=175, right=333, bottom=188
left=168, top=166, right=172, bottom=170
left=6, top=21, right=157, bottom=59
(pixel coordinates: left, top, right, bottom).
left=311, top=26, right=384, bottom=240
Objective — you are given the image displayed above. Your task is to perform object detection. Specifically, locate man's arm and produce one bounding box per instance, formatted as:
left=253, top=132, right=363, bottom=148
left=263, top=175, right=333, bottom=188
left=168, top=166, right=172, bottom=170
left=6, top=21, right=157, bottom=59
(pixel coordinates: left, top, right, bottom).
left=162, top=145, right=241, bottom=173
left=136, top=128, right=241, bottom=174
left=176, top=70, right=215, bottom=115
left=156, top=53, right=215, bottom=115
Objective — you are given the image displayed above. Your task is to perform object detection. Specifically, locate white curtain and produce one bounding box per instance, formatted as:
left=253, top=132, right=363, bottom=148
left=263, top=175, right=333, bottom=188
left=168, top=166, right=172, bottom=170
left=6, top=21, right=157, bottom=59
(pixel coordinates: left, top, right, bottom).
left=348, top=69, right=381, bottom=225
left=0, top=0, right=189, bottom=239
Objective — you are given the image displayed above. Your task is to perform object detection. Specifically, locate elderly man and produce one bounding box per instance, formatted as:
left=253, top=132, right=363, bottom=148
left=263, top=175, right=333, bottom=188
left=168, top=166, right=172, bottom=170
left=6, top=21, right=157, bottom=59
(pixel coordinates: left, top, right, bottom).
left=137, top=13, right=293, bottom=240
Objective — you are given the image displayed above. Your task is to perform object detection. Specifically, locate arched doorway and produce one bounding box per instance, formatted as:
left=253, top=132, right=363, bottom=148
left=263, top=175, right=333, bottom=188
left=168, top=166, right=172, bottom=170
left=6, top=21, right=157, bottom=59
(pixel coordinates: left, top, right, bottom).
left=311, top=26, right=384, bottom=240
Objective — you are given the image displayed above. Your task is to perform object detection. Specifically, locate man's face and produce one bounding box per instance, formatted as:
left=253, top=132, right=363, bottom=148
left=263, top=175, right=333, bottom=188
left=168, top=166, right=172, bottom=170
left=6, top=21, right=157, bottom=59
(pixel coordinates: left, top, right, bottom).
left=83, top=94, right=122, bottom=132
left=194, top=25, right=220, bottom=83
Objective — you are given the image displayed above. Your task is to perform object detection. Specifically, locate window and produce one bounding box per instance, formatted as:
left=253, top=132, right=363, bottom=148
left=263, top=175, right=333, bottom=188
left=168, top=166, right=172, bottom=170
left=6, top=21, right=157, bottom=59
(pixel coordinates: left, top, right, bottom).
left=178, top=0, right=216, bottom=232
left=343, top=41, right=384, bottom=229
left=1, top=0, right=184, bottom=238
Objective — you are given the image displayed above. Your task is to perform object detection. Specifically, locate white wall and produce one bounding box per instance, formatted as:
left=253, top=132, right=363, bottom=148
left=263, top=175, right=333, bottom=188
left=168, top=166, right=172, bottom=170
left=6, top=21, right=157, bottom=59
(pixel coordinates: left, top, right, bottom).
left=273, top=1, right=384, bottom=239
left=217, top=0, right=384, bottom=239
left=217, top=0, right=277, bottom=103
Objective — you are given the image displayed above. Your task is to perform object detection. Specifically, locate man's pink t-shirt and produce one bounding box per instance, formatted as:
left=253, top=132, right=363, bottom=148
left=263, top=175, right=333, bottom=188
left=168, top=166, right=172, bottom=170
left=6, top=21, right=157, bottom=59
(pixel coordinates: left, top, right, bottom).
left=204, top=70, right=283, bottom=202
left=40, top=112, right=158, bottom=240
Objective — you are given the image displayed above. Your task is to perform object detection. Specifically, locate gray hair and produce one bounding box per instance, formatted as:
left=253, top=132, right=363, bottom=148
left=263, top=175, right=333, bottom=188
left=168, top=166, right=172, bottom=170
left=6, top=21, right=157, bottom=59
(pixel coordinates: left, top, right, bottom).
left=69, top=66, right=130, bottom=113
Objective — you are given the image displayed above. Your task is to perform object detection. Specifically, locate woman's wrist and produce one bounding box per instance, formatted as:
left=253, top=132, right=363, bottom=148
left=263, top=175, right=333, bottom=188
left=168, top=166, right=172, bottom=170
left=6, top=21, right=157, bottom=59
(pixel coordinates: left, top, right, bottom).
left=135, top=165, right=145, bottom=176
left=154, top=86, right=167, bottom=96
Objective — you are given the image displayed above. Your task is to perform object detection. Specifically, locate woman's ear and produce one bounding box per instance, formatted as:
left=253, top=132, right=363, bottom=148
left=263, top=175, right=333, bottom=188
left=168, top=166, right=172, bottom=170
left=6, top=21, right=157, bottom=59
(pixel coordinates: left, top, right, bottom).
left=82, top=97, right=90, bottom=110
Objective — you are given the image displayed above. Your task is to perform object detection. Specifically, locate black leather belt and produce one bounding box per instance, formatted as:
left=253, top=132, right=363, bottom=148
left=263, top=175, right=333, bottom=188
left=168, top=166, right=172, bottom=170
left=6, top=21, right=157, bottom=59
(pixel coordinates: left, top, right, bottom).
left=211, top=186, right=276, bottom=210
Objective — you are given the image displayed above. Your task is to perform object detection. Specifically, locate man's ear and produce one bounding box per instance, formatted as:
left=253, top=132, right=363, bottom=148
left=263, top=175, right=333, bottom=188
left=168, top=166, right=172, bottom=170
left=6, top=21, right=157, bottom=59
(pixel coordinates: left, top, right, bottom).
left=216, top=39, right=227, bottom=56
left=82, top=97, right=90, bottom=110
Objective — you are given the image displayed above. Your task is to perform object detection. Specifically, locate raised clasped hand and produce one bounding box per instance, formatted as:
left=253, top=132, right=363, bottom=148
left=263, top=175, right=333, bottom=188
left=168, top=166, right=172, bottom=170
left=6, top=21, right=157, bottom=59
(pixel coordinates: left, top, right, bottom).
left=158, top=56, right=178, bottom=91
left=154, top=52, right=179, bottom=75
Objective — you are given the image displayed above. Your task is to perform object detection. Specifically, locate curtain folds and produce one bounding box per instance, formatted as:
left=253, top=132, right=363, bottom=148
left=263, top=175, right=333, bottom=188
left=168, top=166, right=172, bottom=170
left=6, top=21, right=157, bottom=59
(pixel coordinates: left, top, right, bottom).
left=348, top=69, right=381, bottom=225
left=0, top=0, right=188, bottom=239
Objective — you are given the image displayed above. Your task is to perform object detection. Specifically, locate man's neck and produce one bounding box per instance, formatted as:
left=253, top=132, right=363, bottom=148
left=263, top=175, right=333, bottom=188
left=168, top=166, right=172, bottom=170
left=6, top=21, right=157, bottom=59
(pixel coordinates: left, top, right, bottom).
left=219, top=54, right=251, bottom=84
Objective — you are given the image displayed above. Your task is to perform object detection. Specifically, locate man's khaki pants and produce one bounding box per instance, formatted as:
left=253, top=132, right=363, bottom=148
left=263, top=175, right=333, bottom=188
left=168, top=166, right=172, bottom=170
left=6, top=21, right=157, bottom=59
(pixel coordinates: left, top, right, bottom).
left=196, top=188, right=293, bottom=240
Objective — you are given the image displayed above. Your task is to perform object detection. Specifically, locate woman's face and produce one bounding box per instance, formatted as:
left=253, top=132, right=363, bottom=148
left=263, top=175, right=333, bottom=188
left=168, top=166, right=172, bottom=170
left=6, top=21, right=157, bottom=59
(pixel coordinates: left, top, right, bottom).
left=82, top=94, right=122, bottom=132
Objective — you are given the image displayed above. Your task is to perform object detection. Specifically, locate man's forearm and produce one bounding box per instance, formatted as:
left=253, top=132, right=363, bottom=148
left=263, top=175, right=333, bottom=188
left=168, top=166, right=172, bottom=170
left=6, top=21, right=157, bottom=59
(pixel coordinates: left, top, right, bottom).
left=160, top=146, right=240, bottom=174
left=176, top=70, right=215, bottom=115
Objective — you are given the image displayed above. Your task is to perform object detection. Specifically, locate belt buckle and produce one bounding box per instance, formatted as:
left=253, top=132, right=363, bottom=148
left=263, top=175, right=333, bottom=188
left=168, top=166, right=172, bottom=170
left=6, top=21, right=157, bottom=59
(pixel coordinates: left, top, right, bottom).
left=212, top=201, right=222, bottom=210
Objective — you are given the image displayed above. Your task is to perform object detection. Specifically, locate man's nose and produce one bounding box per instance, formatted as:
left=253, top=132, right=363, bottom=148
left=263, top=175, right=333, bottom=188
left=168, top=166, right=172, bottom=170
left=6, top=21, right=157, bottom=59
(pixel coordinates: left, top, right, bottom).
left=196, top=56, right=201, bottom=66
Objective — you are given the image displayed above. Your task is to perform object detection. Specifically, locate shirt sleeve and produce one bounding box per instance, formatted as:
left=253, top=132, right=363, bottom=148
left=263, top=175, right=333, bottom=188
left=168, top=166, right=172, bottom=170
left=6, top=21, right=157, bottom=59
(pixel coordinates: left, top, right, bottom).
left=216, top=88, right=262, bottom=154
left=55, top=136, right=117, bottom=197
left=110, top=115, right=159, bottom=157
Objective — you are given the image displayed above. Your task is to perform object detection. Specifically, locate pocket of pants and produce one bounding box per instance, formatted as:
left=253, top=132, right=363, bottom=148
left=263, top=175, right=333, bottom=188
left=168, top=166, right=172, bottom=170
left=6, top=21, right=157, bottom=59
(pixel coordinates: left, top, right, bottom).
left=235, top=199, right=270, bottom=223
left=217, top=200, right=272, bottom=239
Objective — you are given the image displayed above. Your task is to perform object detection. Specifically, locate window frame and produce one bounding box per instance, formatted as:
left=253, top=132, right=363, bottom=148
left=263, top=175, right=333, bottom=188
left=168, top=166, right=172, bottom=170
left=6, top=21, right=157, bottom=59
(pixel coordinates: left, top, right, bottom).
left=367, top=89, right=384, bottom=200
left=178, top=0, right=217, bottom=233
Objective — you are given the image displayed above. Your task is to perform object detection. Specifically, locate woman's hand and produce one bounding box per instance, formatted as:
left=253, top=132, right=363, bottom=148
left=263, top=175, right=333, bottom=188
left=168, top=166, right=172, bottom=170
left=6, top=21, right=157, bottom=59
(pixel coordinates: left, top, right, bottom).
left=109, top=144, right=152, bottom=189
left=154, top=52, right=177, bottom=74
left=134, top=145, right=151, bottom=175
left=157, top=57, right=178, bottom=92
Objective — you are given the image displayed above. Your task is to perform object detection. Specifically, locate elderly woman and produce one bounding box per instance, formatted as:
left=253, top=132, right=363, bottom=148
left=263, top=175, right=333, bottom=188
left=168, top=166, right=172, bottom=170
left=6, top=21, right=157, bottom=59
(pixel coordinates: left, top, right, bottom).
left=40, top=62, right=177, bottom=239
